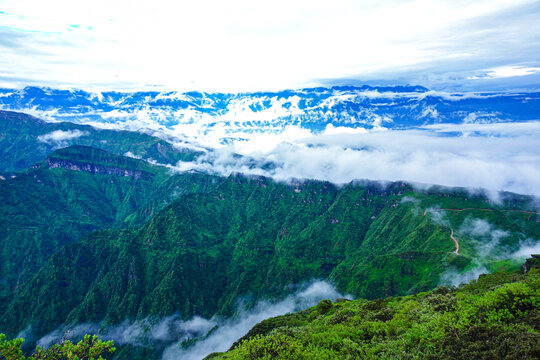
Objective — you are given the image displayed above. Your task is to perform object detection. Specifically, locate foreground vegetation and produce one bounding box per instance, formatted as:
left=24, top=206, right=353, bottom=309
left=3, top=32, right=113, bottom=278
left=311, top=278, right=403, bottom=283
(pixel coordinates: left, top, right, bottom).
left=207, top=256, right=540, bottom=359
left=2, top=257, right=538, bottom=359
left=0, top=334, right=114, bottom=360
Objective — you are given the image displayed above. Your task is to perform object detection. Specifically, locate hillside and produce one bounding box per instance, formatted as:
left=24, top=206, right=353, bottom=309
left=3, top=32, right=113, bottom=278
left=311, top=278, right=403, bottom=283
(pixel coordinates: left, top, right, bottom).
left=0, top=145, right=224, bottom=296
left=0, top=110, right=200, bottom=172
left=207, top=256, right=540, bottom=359
left=1, top=172, right=537, bottom=358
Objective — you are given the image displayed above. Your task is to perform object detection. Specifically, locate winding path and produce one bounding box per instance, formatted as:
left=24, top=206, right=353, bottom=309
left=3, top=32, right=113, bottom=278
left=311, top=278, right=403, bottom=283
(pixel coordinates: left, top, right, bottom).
left=450, top=229, right=460, bottom=255
left=422, top=207, right=537, bottom=256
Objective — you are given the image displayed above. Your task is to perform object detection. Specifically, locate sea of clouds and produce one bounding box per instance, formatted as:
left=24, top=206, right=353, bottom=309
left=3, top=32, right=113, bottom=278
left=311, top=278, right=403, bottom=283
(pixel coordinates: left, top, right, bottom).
left=3, top=86, right=539, bottom=197
left=31, top=118, right=540, bottom=197
left=166, top=121, right=540, bottom=197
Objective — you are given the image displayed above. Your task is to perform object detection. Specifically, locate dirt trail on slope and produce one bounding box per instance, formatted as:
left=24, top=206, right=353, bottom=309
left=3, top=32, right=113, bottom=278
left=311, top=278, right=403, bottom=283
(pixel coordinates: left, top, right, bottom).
left=450, top=229, right=460, bottom=255
left=422, top=207, right=538, bottom=255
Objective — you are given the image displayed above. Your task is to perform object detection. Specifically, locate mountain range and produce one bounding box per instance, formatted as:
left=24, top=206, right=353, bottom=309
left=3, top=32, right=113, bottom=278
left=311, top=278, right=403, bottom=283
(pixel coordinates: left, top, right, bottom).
left=1, top=86, right=539, bottom=145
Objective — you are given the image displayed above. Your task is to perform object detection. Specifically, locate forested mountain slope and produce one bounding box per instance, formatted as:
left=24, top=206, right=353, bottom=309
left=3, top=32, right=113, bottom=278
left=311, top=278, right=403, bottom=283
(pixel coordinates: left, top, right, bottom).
left=1, top=172, right=537, bottom=349
left=0, top=145, right=223, bottom=296
left=0, top=110, right=199, bottom=172
left=0, top=111, right=538, bottom=360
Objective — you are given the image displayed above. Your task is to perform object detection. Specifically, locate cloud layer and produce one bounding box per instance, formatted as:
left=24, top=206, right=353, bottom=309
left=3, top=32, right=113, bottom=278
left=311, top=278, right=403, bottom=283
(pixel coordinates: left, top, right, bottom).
left=170, top=122, right=540, bottom=197
left=163, top=281, right=345, bottom=360
left=2, top=85, right=537, bottom=196
left=37, top=129, right=89, bottom=145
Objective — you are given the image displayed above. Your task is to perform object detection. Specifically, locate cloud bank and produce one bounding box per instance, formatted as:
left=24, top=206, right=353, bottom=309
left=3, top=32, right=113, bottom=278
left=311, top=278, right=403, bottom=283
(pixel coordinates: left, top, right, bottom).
left=37, top=129, right=89, bottom=146
left=13, top=91, right=539, bottom=198
left=163, top=281, right=346, bottom=360
left=35, top=315, right=216, bottom=349
left=170, top=122, right=540, bottom=197
left=34, top=281, right=347, bottom=360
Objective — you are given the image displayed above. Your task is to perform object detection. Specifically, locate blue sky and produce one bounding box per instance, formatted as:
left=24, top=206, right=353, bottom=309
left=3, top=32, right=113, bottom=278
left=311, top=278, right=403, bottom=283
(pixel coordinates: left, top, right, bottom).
left=1, top=0, right=540, bottom=92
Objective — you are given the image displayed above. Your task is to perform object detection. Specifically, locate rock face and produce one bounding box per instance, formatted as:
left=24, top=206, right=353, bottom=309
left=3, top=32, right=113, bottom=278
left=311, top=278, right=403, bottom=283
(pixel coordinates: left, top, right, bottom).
left=523, top=254, right=540, bottom=273
left=40, top=157, right=154, bottom=180
left=31, top=145, right=158, bottom=180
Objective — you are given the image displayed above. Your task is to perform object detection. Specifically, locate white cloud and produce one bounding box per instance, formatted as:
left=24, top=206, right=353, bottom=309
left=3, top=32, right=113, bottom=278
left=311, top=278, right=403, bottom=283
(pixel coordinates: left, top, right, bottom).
left=510, top=240, right=540, bottom=258
left=439, top=265, right=489, bottom=287
left=323, top=123, right=368, bottom=135
left=468, top=66, right=540, bottom=79
left=35, top=315, right=216, bottom=349
left=34, top=281, right=347, bottom=359
left=123, top=151, right=141, bottom=159
left=37, top=129, right=89, bottom=144
left=170, top=122, right=540, bottom=196
left=162, top=281, right=347, bottom=360
left=459, top=218, right=510, bottom=257
left=421, top=121, right=540, bottom=136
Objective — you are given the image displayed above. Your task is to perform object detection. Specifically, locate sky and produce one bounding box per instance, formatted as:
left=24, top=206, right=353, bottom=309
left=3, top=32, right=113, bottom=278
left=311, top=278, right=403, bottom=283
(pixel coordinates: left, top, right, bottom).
left=1, top=0, right=540, bottom=92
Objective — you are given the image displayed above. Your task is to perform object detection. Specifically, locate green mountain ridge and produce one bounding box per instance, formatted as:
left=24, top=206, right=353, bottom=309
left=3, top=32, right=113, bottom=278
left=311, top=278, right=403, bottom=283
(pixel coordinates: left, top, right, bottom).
left=35, top=145, right=160, bottom=179
left=0, top=110, right=200, bottom=172
left=1, top=167, right=537, bottom=356
left=0, top=145, right=224, bottom=297
left=206, top=257, right=540, bottom=359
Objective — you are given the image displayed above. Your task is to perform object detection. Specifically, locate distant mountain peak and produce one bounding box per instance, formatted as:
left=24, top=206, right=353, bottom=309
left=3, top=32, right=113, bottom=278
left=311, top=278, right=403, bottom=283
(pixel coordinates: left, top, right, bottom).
left=0, top=109, right=46, bottom=127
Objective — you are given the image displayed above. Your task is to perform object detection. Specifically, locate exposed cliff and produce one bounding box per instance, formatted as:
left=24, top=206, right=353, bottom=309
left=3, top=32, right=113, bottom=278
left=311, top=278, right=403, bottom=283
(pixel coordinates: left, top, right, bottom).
left=39, top=155, right=154, bottom=180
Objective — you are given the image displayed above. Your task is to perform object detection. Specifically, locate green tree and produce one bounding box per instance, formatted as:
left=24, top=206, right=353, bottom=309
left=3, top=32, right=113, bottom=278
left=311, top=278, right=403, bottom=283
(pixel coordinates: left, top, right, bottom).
left=0, top=334, right=115, bottom=360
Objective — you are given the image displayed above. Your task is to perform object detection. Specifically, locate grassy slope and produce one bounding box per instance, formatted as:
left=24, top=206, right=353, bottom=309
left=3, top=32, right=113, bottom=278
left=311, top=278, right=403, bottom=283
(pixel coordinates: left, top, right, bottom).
left=208, top=257, right=540, bottom=359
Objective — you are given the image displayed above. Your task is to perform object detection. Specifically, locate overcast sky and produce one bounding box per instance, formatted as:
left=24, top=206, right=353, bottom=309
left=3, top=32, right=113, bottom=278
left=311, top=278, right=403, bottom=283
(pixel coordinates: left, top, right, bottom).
left=1, top=0, right=540, bottom=92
